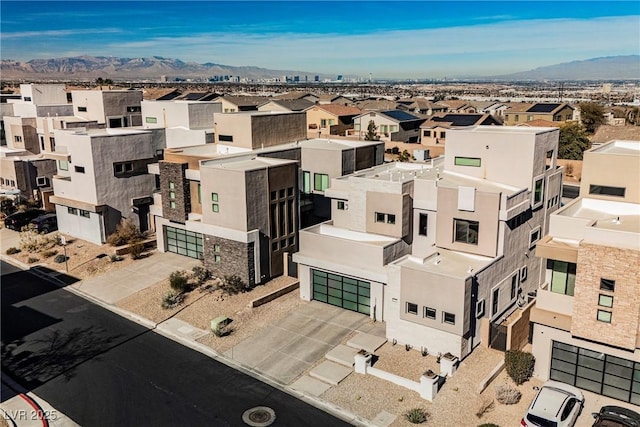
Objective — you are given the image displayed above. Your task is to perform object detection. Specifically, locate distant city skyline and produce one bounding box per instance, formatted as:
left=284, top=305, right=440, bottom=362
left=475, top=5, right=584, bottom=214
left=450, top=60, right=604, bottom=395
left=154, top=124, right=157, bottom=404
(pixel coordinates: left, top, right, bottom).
left=1, top=1, right=639, bottom=79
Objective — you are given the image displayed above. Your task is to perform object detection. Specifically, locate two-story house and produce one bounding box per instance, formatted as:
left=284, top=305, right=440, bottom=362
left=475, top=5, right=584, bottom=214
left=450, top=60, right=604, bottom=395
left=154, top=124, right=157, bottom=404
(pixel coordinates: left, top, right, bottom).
left=419, top=113, right=502, bottom=158
left=531, top=139, right=640, bottom=405
left=305, top=104, right=362, bottom=137
left=504, top=103, right=575, bottom=126
left=353, top=110, right=425, bottom=143
left=71, top=89, right=143, bottom=128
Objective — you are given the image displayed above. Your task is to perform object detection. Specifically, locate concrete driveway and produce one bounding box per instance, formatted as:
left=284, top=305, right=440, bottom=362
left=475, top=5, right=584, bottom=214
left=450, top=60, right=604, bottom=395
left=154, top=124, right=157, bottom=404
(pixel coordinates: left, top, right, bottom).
left=0, top=227, right=21, bottom=253
left=224, top=301, right=370, bottom=385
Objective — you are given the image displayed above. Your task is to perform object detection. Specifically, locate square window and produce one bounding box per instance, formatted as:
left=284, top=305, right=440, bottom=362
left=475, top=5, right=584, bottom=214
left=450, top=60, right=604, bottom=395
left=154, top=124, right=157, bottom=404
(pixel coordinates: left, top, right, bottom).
left=424, top=307, right=436, bottom=319
left=170, top=201, right=176, bottom=209
left=287, top=187, right=293, bottom=197
left=125, top=163, right=133, bottom=172
left=529, top=227, right=541, bottom=248
left=375, top=212, right=385, bottom=223
left=212, top=203, right=219, bottom=213
left=211, top=193, right=219, bottom=202
left=288, top=236, right=295, bottom=247
left=67, top=207, right=78, bottom=215
left=169, top=191, right=175, bottom=199
left=114, top=164, right=124, bottom=173
left=406, top=302, right=418, bottom=315
left=454, top=218, right=479, bottom=245
left=272, top=242, right=278, bottom=251
left=270, top=191, right=277, bottom=200
left=58, top=160, right=69, bottom=171
left=600, top=278, right=615, bottom=292
left=443, top=312, right=456, bottom=324
left=79, top=210, right=90, bottom=218
left=597, top=310, right=612, bottom=323
left=387, top=214, right=396, bottom=224
left=598, top=294, right=613, bottom=308
left=169, top=182, right=175, bottom=190
left=337, top=201, right=348, bottom=210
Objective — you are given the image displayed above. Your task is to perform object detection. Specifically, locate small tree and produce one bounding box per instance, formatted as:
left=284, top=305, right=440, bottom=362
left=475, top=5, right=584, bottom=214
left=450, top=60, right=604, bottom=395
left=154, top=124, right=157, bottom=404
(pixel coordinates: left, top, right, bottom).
left=579, top=102, right=606, bottom=134
left=558, top=122, right=591, bottom=160
left=129, top=240, right=145, bottom=260
left=397, top=149, right=411, bottom=162
left=505, top=350, right=535, bottom=385
left=219, top=274, right=248, bottom=295
left=169, top=270, right=190, bottom=292
left=364, top=120, right=379, bottom=141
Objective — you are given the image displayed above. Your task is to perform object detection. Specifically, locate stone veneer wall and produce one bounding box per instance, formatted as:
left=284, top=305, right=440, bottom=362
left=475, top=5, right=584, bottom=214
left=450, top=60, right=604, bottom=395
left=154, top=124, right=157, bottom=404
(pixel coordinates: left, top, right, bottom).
left=571, top=243, right=640, bottom=350
left=203, top=234, right=255, bottom=287
left=159, top=161, right=190, bottom=223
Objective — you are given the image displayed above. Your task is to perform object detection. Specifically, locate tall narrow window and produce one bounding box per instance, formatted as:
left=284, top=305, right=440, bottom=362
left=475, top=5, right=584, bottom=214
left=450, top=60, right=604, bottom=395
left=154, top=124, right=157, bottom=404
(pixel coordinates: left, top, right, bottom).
left=302, top=171, right=311, bottom=194
left=533, top=177, right=544, bottom=208
left=492, top=288, right=500, bottom=316
left=211, top=193, right=219, bottom=213
left=511, top=275, right=518, bottom=299
left=549, top=260, right=576, bottom=296
left=418, top=213, right=428, bottom=236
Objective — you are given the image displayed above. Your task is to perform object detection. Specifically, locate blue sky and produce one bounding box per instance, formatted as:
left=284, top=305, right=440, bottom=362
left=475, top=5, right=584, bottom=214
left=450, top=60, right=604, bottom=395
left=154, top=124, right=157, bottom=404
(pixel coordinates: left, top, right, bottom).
left=1, top=1, right=639, bottom=78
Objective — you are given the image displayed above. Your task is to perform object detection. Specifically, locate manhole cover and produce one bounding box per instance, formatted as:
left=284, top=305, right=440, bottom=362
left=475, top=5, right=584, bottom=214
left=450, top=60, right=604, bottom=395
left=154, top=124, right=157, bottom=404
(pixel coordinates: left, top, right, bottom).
left=242, top=406, right=276, bottom=426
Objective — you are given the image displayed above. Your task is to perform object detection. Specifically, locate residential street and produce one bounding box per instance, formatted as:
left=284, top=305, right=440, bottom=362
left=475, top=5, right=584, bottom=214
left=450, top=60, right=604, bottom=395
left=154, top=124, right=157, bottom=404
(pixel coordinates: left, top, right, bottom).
left=0, top=261, right=353, bottom=427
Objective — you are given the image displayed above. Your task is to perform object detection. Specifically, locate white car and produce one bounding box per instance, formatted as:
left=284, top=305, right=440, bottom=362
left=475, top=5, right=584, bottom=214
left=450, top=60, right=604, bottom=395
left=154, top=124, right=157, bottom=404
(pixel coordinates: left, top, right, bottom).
left=521, top=381, right=585, bottom=427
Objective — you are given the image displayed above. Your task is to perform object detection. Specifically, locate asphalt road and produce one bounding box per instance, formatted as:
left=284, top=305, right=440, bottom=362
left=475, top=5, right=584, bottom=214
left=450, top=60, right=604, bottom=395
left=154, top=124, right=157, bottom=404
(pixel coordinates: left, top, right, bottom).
left=1, top=262, right=354, bottom=427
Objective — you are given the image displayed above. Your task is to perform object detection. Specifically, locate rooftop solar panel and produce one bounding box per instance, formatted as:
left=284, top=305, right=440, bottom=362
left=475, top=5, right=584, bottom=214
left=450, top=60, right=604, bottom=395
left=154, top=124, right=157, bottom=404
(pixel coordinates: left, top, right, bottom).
left=184, top=92, right=207, bottom=101
left=156, top=92, right=181, bottom=100
left=527, top=103, right=561, bottom=113
left=431, top=114, right=483, bottom=126
left=381, top=110, right=419, bottom=122
left=200, top=93, right=219, bottom=101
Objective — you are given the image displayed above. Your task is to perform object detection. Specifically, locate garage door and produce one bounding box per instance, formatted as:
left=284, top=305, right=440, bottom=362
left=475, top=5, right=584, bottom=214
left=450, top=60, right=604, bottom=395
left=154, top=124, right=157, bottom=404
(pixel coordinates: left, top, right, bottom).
left=550, top=341, right=640, bottom=404
left=312, top=269, right=370, bottom=315
left=165, top=226, right=203, bottom=259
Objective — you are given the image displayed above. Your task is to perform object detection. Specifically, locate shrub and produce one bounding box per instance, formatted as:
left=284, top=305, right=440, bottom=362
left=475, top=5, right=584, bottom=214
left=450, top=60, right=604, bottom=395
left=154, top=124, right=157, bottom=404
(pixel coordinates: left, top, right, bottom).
left=220, top=274, right=248, bottom=295
left=106, top=219, right=144, bottom=247
left=494, top=383, right=522, bottom=405
left=169, top=270, right=190, bottom=292
left=475, top=399, right=495, bottom=418
left=41, top=249, right=58, bottom=258
left=109, top=253, right=123, bottom=262
left=19, top=227, right=58, bottom=252
left=27, top=256, right=39, bottom=264
left=54, top=254, right=67, bottom=264
left=5, top=247, right=21, bottom=255
left=478, top=424, right=500, bottom=427
left=505, top=350, right=535, bottom=385
left=192, top=265, right=212, bottom=285
left=161, top=290, right=185, bottom=309
left=403, top=408, right=429, bottom=424
left=129, top=241, right=145, bottom=260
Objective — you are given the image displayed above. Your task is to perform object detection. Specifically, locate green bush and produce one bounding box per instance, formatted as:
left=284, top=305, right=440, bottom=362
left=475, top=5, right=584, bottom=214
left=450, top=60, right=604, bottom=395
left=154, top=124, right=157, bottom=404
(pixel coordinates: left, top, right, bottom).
left=220, top=274, right=248, bottom=295
left=505, top=350, right=535, bottom=385
left=169, top=270, right=190, bottom=292
left=478, top=424, right=500, bottom=427
left=404, top=408, right=429, bottom=424
left=53, top=254, right=67, bottom=263
left=161, top=290, right=185, bottom=309
left=5, top=247, right=21, bottom=255
left=192, top=265, right=212, bottom=285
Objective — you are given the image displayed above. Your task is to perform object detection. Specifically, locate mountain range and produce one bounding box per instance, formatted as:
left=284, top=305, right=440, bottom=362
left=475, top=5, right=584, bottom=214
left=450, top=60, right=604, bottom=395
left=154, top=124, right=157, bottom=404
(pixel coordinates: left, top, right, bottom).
left=1, top=55, right=638, bottom=81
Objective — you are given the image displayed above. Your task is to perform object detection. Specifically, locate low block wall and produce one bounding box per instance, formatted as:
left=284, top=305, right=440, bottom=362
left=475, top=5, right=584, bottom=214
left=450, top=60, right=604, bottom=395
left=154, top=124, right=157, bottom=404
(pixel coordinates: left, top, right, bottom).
left=114, top=238, right=157, bottom=255
left=368, top=366, right=420, bottom=393
left=249, top=281, right=300, bottom=308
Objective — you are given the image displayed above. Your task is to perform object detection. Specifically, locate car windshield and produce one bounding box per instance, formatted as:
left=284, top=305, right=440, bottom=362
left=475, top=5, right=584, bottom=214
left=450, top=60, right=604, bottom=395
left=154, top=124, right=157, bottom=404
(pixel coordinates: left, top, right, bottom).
left=527, top=414, right=558, bottom=427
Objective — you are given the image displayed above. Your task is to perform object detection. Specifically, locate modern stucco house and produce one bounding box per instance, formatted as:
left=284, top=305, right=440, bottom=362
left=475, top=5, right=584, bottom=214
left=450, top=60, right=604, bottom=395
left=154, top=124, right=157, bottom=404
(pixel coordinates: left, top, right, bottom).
left=531, top=139, right=640, bottom=405
left=294, top=126, right=563, bottom=358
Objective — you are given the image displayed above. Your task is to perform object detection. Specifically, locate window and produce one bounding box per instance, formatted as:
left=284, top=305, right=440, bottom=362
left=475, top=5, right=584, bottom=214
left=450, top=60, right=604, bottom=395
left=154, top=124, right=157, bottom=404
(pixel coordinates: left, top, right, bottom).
left=511, top=275, right=518, bottom=299
left=145, top=117, right=158, bottom=124
left=328, top=119, right=335, bottom=126
left=390, top=125, right=398, bottom=132
left=589, top=185, right=626, bottom=198
left=546, top=150, right=554, bottom=170
left=36, top=176, right=48, bottom=187
left=560, top=399, right=578, bottom=422
left=533, top=177, right=544, bottom=207
left=302, top=171, right=311, bottom=194
left=40, top=136, right=45, bottom=150
left=598, top=294, right=613, bottom=308
left=454, top=157, right=481, bottom=167
left=520, top=266, right=528, bottom=283
left=14, top=135, right=22, bottom=143
left=600, top=278, right=615, bottom=292
left=169, top=191, right=175, bottom=199
left=475, top=300, right=485, bottom=317
left=423, top=130, right=431, bottom=137
left=515, top=114, right=520, bottom=122
left=597, top=310, right=612, bottom=323
left=67, top=207, right=78, bottom=215
left=492, top=288, right=500, bottom=316
left=337, top=201, right=348, bottom=210
left=115, top=164, right=124, bottom=173
left=218, top=135, right=233, bottom=142
left=454, top=219, right=479, bottom=245
left=375, top=212, right=395, bottom=225
left=406, top=302, right=418, bottom=315
left=214, top=244, right=220, bottom=253
left=440, top=131, right=446, bottom=138
left=126, top=106, right=141, bottom=113
left=77, top=106, right=87, bottom=112
left=79, top=210, right=90, bottom=218
left=443, top=312, right=456, bottom=324
left=320, top=119, right=327, bottom=127
left=548, top=260, right=576, bottom=296
left=170, top=201, right=176, bottom=209
left=418, top=213, right=428, bottom=236
left=74, top=166, right=85, bottom=173
left=211, top=193, right=219, bottom=212
left=527, top=115, right=534, bottom=122
left=313, top=173, right=329, bottom=191
left=424, top=307, right=436, bottom=319
left=23, top=96, right=31, bottom=101
left=214, top=255, right=221, bottom=263
left=529, top=227, right=541, bottom=248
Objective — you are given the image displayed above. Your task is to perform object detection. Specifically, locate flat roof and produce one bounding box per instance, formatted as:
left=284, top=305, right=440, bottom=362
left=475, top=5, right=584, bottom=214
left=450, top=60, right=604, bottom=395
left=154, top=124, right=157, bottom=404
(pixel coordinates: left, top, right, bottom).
left=458, top=125, right=559, bottom=135
left=558, top=197, right=640, bottom=233
left=416, top=169, right=522, bottom=195
left=201, top=155, right=297, bottom=172
left=347, top=161, right=434, bottom=183
left=394, top=249, right=495, bottom=279
left=589, top=140, right=640, bottom=156
left=303, top=223, right=400, bottom=247
left=67, top=128, right=151, bottom=137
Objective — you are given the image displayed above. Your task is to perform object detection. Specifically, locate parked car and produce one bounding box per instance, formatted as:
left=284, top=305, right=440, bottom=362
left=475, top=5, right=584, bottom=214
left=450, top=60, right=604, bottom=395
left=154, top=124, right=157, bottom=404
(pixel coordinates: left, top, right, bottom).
left=30, top=213, right=58, bottom=233
left=4, top=209, right=46, bottom=231
left=521, top=380, right=585, bottom=427
left=592, top=406, right=640, bottom=427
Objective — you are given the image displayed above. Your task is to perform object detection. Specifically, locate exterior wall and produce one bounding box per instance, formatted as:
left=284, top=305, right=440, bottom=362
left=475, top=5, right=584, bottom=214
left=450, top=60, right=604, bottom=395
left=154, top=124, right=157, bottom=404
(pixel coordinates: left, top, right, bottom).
left=55, top=204, right=103, bottom=244
left=165, top=128, right=212, bottom=148
left=160, top=161, right=190, bottom=223
left=200, top=167, right=248, bottom=231
left=213, top=113, right=253, bottom=148
left=203, top=235, right=255, bottom=286
left=0, top=159, right=19, bottom=190
left=5, top=117, right=38, bottom=152
left=580, top=145, right=640, bottom=203
left=571, top=243, right=640, bottom=350
left=72, top=91, right=142, bottom=126
left=353, top=113, right=399, bottom=140
left=72, top=91, right=107, bottom=124
left=20, top=84, right=67, bottom=105
left=300, top=147, right=343, bottom=195
left=411, top=208, right=437, bottom=258
left=346, top=178, right=410, bottom=233
left=504, top=106, right=574, bottom=125
left=258, top=101, right=292, bottom=113
left=251, top=113, right=306, bottom=149
left=365, top=191, right=409, bottom=238
left=420, top=126, right=448, bottom=146
left=141, top=101, right=220, bottom=129
left=435, top=187, right=500, bottom=257
left=306, top=106, right=339, bottom=135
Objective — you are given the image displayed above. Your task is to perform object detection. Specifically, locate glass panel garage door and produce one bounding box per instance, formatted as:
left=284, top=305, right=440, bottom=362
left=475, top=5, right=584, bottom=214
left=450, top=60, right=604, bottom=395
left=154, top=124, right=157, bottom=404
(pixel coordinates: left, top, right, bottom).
left=164, top=226, right=203, bottom=259
left=550, top=341, right=640, bottom=404
left=312, top=269, right=370, bottom=315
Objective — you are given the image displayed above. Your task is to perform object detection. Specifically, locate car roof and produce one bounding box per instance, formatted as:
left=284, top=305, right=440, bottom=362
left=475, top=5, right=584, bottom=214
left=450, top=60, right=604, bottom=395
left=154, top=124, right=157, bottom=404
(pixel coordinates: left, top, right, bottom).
left=529, top=386, right=572, bottom=420
left=596, top=406, right=640, bottom=427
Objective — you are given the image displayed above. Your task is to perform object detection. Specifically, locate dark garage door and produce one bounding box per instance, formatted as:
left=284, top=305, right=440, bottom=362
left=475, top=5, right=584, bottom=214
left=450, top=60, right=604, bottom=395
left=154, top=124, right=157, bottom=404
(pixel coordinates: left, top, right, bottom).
left=550, top=340, right=640, bottom=404
left=165, top=226, right=203, bottom=259
left=312, top=269, right=370, bottom=315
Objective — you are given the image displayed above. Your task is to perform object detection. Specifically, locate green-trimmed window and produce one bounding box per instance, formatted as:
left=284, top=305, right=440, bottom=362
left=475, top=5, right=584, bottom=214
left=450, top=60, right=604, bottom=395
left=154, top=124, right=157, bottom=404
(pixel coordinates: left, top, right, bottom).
left=58, top=160, right=69, bottom=171
left=314, top=173, right=329, bottom=191
left=548, top=260, right=576, bottom=296
left=454, top=157, right=481, bottom=167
